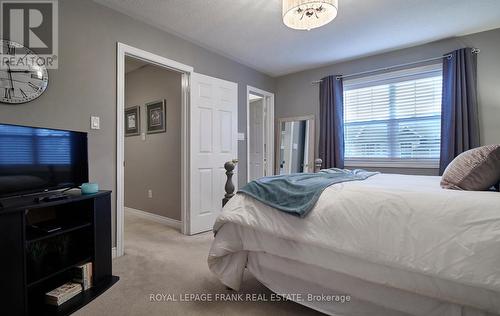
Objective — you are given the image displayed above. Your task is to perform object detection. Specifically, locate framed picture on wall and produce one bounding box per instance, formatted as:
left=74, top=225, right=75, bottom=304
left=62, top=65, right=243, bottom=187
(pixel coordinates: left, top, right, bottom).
left=125, top=106, right=140, bottom=137
left=146, top=99, right=166, bottom=134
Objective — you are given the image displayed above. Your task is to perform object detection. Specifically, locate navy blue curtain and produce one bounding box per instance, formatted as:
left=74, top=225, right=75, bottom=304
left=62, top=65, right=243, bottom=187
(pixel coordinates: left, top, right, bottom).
left=319, top=75, right=344, bottom=169
left=439, top=48, right=480, bottom=174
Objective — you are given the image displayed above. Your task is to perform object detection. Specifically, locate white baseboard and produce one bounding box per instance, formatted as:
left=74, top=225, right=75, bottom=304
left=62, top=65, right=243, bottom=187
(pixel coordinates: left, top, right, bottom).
left=125, top=207, right=182, bottom=230
left=111, top=247, right=117, bottom=259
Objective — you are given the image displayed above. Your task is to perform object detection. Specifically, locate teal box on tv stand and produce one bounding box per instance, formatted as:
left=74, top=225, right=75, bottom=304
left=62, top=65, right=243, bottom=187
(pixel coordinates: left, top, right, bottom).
left=81, top=183, right=99, bottom=194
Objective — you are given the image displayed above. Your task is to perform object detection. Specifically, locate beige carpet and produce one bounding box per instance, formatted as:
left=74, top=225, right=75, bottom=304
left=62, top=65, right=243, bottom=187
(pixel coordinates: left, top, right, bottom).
left=76, top=211, right=323, bottom=316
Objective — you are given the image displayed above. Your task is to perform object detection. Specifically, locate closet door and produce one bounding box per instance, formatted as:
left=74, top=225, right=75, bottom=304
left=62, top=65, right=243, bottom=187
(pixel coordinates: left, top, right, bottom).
left=189, top=73, right=238, bottom=234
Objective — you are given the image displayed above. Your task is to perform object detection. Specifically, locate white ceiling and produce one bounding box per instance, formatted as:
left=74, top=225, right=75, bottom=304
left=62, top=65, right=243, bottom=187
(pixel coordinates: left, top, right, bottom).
left=95, top=0, right=500, bottom=77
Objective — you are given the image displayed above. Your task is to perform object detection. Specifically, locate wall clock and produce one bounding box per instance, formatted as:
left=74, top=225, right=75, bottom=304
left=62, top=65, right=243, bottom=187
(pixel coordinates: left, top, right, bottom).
left=0, top=40, right=49, bottom=104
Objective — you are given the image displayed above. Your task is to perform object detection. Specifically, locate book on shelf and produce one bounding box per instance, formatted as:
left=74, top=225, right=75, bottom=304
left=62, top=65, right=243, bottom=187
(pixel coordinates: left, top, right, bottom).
left=72, top=262, right=93, bottom=290
left=45, top=282, right=82, bottom=306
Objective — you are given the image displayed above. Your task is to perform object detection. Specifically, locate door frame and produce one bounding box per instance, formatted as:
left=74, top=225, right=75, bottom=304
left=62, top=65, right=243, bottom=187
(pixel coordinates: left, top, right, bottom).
left=116, top=43, right=193, bottom=257
left=246, top=86, right=275, bottom=181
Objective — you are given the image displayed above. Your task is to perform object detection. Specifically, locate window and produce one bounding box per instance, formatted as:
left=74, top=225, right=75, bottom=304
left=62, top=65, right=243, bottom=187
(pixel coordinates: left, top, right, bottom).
left=343, top=64, right=442, bottom=168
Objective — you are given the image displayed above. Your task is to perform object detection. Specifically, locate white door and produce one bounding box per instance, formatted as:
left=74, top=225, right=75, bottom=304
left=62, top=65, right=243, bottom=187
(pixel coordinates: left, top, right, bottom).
left=280, top=122, right=294, bottom=174
left=189, top=73, right=238, bottom=234
left=248, top=99, right=264, bottom=181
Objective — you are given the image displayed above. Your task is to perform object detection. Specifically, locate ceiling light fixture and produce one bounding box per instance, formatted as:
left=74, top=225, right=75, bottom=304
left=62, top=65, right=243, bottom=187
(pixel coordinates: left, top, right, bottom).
left=282, top=0, right=338, bottom=31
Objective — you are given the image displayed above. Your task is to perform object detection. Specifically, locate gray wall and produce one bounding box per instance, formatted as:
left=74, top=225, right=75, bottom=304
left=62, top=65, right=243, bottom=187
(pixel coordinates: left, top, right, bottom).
left=275, top=28, right=500, bottom=175
left=124, top=64, right=181, bottom=220
left=0, top=0, right=275, bottom=245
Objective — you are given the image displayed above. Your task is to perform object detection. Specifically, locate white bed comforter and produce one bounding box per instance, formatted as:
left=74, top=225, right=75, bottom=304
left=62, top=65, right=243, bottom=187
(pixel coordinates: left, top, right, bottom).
left=209, top=174, right=500, bottom=295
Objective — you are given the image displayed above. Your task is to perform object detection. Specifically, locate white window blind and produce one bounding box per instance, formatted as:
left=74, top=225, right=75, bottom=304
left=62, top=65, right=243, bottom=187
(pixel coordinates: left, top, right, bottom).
left=343, top=64, right=442, bottom=168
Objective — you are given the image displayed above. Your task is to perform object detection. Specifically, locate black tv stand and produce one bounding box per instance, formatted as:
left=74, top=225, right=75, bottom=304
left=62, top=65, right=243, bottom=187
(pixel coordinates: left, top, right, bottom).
left=0, top=190, right=118, bottom=316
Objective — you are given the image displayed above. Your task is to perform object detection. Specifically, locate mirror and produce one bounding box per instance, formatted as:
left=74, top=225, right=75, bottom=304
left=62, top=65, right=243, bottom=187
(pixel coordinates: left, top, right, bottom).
left=276, top=116, right=315, bottom=174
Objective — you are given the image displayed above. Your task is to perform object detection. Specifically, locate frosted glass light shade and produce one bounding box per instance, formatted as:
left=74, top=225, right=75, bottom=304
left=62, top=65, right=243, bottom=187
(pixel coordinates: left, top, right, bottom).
left=283, top=0, right=338, bottom=30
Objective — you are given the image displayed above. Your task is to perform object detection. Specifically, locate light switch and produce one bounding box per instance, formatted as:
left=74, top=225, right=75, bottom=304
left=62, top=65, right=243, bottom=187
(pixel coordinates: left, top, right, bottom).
left=91, top=116, right=100, bottom=130
left=238, top=132, right=245, bottom=141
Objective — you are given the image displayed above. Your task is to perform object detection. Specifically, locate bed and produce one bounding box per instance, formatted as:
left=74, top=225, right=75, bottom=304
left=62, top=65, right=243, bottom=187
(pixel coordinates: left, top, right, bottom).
left=208, top=172, right=500, bottom=316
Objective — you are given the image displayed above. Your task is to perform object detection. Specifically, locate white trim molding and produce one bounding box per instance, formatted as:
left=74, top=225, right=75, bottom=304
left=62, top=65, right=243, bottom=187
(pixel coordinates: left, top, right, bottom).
left=125, top=207, right=182, bottom=230
left=116, top=42, right=193, bottom=257
left=246, top=86, right=275, bottom=182
left=111, top=247, right=117, bottom=259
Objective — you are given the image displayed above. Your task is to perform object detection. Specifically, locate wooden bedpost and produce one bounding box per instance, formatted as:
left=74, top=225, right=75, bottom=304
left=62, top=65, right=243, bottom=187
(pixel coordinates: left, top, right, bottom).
left=223, top=159, right=238, bottom=207
left=314, top=158, right=323, bottom=173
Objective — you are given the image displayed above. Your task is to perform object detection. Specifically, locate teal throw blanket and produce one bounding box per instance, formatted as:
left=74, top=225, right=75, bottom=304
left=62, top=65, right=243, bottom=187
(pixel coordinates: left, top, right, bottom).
left=238, top=169, right=377, bottom=218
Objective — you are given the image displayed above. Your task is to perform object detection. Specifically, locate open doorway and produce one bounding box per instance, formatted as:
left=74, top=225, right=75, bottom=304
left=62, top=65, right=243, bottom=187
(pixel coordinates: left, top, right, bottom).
left=116, top=43, right=193, bottom=257
left=122, top=56, right=183, bottom=253
left=246, top=86, right=274, bottom=182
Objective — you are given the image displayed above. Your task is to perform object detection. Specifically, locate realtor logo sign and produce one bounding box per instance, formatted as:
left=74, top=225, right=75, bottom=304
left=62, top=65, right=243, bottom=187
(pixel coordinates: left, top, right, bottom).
left=1, top=0, right=58, bottom=68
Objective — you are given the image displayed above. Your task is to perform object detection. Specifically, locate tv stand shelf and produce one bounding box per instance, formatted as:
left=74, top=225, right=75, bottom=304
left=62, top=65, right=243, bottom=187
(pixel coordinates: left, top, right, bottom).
left=28, top=256, right=93, bottom=288
left=0, top=191, right=118, bottom=316
left=27, top=221, right=92, bottom=243
left=41, top=275, right=119, bottom=316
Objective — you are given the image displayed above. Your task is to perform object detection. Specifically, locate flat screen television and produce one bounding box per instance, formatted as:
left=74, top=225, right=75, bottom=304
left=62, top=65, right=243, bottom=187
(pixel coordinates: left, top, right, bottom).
left=0, top=123, right=89, bottom=198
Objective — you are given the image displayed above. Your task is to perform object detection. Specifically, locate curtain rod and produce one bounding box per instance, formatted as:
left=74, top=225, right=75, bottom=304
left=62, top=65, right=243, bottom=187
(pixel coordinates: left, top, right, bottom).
left=311, top=48, right=480, bottom=85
